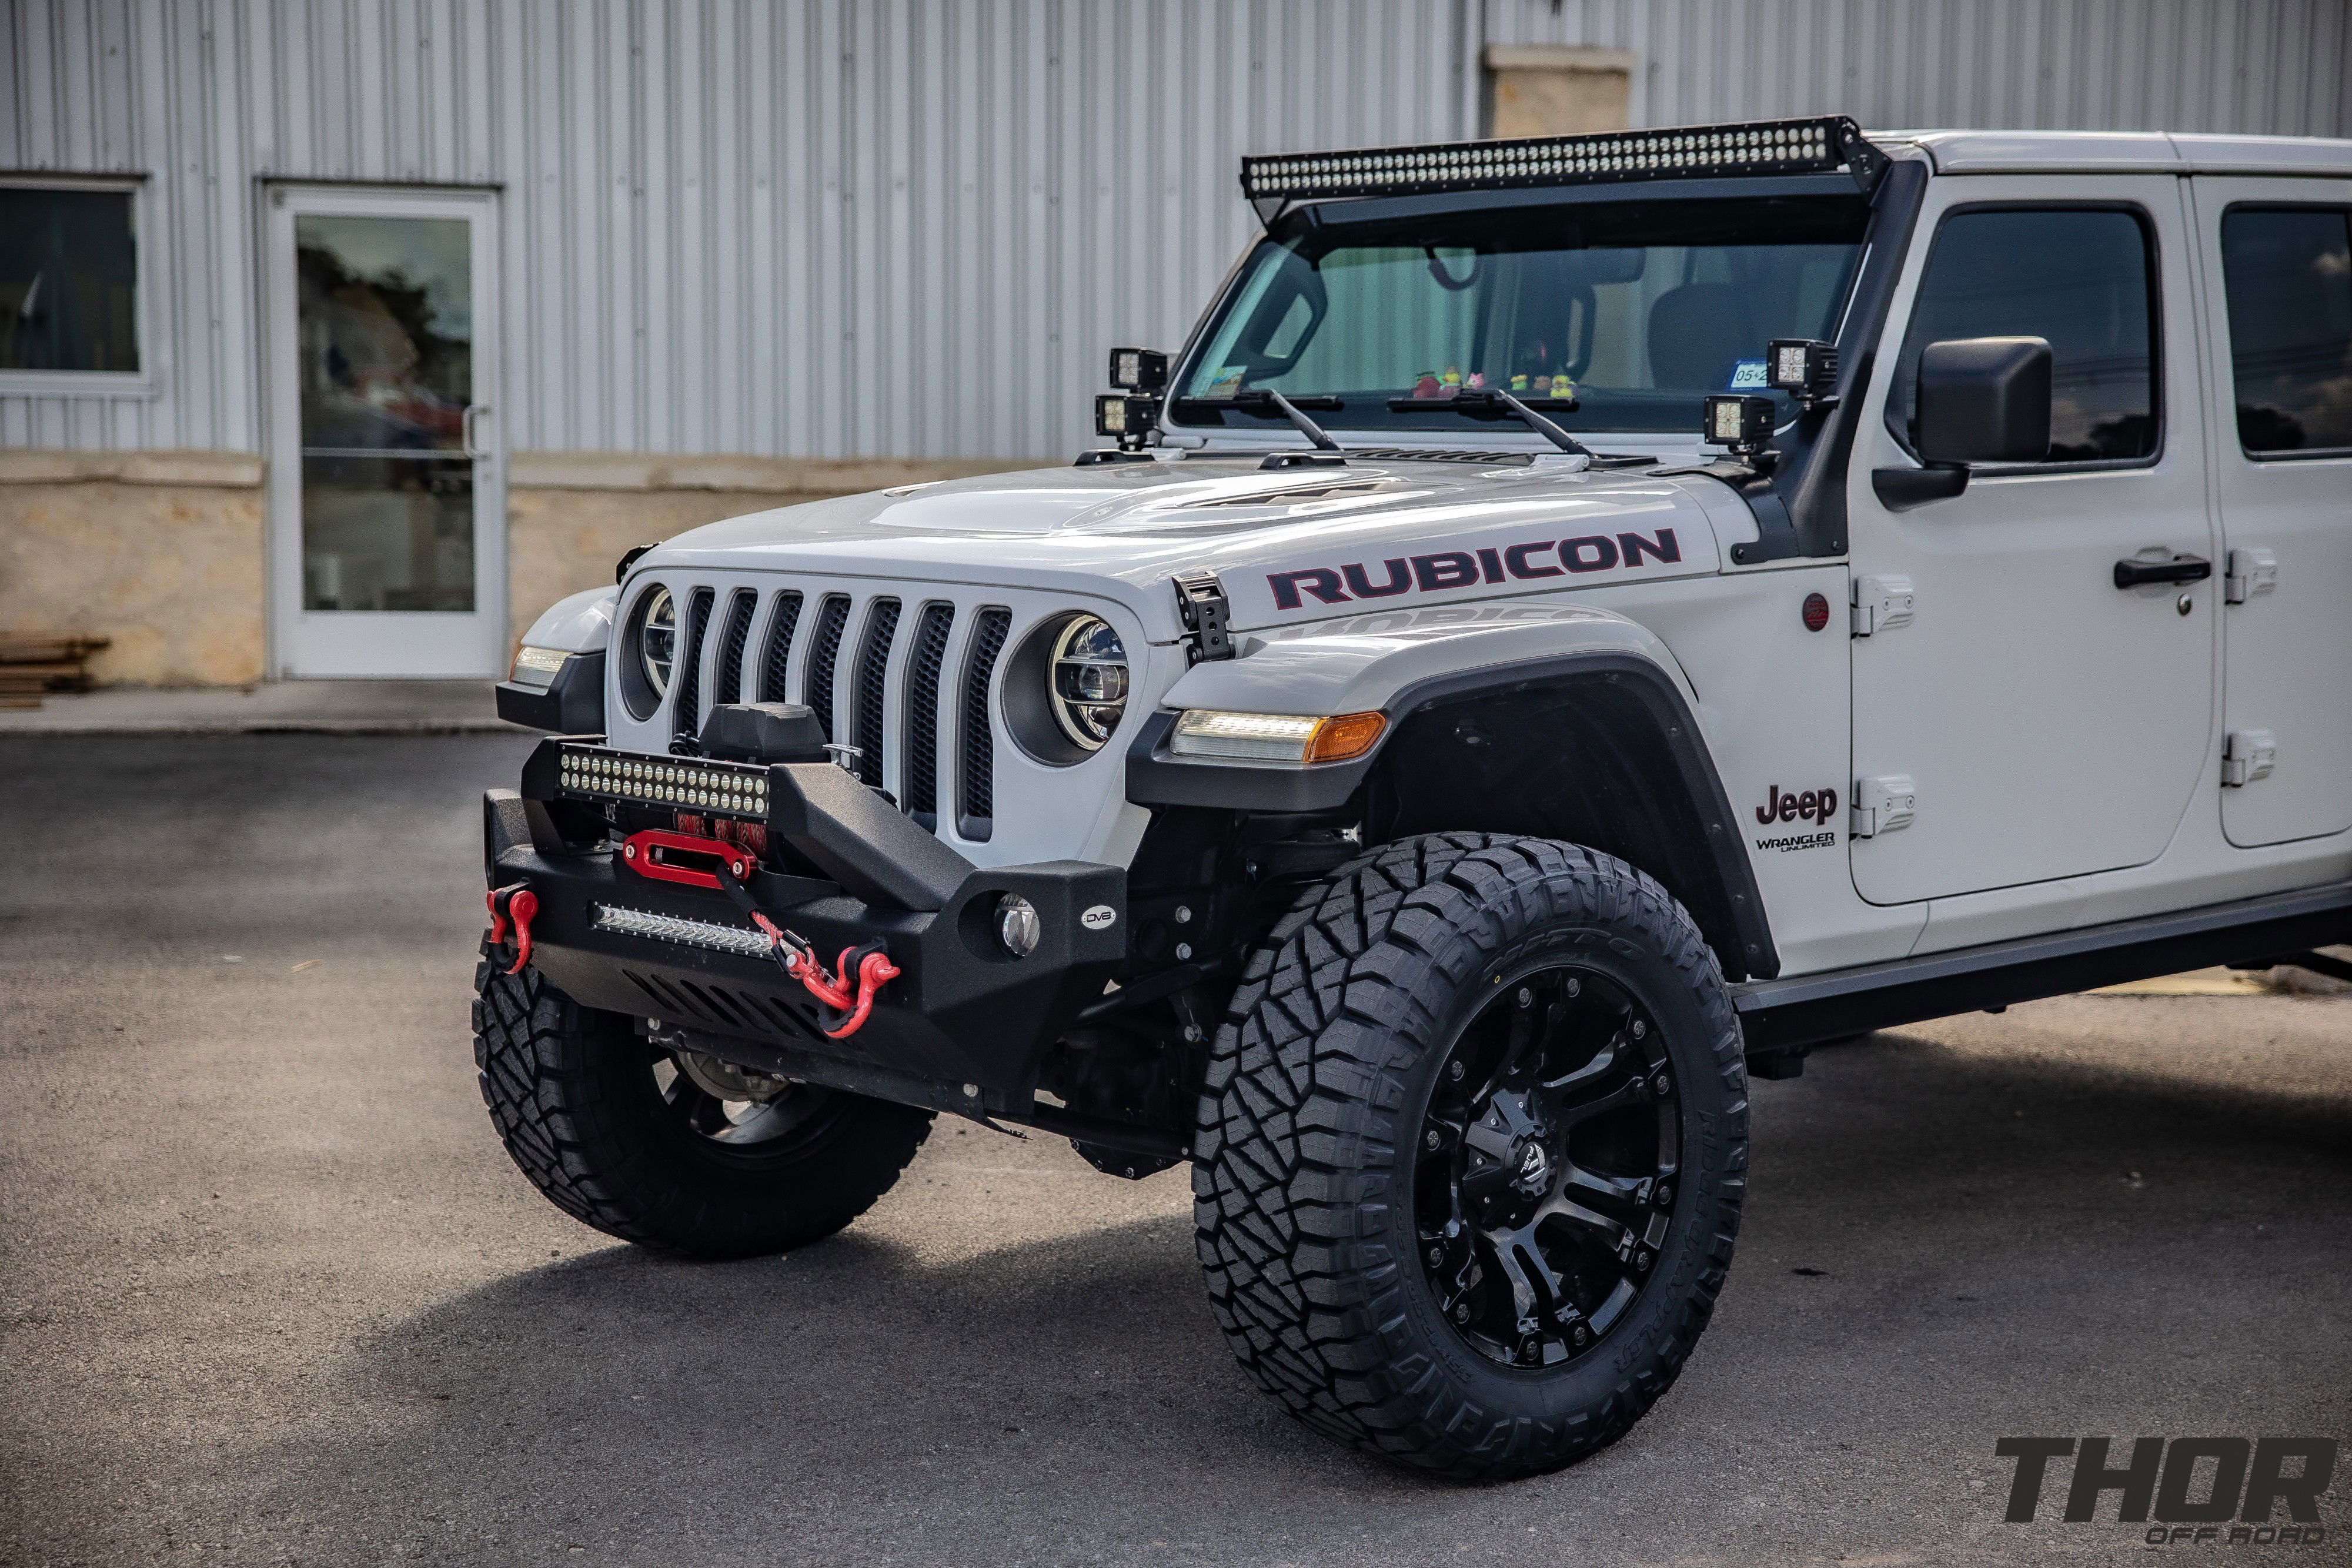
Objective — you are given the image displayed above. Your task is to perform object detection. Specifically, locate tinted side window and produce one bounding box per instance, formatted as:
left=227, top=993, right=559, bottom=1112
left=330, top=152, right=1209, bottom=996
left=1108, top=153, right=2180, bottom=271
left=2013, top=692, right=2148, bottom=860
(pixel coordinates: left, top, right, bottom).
left=0, top=186, right=139, bottom=373
left=2220, top=207, right=2352, bottom=454
left=1892, top=208, right=2157, bottom=463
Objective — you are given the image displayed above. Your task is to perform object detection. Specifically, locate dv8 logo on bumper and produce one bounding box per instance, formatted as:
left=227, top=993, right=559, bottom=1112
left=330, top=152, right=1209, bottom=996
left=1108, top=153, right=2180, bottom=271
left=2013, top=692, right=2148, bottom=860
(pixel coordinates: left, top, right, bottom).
left=1081, top=905, right=1117, bottom=931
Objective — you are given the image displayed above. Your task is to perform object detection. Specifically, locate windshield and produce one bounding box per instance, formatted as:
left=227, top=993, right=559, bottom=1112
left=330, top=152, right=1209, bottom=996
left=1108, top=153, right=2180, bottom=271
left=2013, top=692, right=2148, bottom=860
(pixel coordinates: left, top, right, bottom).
left=1174, top=193, right=1869, bottom=434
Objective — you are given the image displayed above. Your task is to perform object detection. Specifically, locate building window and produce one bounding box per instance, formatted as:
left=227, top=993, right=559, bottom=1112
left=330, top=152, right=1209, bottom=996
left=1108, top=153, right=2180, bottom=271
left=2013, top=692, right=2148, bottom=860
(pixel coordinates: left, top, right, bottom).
left=0, top=183, right=141, bottom=375
left=2220, top=206, right=2352, bottom=456
left=1890, top=206, right=2160, bottom=465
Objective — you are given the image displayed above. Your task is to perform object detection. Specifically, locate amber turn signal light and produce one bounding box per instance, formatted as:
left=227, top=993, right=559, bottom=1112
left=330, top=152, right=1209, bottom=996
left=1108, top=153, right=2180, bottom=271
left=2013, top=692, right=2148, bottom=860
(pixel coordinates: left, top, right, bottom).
left=1302, top=711, right=1386, bottom=765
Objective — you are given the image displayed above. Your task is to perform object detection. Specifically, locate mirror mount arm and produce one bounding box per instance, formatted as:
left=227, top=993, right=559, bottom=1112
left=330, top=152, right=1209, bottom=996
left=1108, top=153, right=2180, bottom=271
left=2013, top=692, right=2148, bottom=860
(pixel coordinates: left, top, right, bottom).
left=1870, top=463, right=1969, bottom=513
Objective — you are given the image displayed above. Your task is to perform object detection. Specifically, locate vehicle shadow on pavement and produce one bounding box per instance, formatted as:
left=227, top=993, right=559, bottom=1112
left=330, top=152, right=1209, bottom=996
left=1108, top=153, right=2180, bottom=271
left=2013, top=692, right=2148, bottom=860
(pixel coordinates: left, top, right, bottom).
left=235, top=1014, right=2352, bottom=1566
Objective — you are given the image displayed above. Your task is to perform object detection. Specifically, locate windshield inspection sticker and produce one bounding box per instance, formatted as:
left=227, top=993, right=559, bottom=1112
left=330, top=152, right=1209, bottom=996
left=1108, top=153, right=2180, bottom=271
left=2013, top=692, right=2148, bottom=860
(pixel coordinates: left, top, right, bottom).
left=1728, top=358, right=1769, bottom=390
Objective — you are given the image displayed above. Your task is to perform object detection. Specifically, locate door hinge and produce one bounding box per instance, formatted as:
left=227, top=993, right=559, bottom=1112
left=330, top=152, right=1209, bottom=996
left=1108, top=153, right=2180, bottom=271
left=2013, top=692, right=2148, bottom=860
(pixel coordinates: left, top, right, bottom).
left=1851, top=574, right=1916, bottom=637
left=2221, top=729, right=2276, bottom=787
left=2224, top=547, right=2278, bottom=605
left=1173, top=570, right=1234, bottom=664
left=1850, top=774, right=1917, bottom=837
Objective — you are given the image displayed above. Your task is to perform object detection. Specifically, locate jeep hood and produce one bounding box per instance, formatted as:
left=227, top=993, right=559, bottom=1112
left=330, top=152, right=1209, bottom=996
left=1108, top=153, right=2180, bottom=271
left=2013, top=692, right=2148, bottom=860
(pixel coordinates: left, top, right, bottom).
left=644, top=454, right=1758, bottom=643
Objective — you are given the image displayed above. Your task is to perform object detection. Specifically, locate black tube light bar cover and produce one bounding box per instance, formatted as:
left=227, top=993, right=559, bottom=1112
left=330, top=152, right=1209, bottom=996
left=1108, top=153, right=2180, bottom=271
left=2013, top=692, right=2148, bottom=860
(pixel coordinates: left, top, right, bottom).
left=1240, top=116, right=1885, bottom=210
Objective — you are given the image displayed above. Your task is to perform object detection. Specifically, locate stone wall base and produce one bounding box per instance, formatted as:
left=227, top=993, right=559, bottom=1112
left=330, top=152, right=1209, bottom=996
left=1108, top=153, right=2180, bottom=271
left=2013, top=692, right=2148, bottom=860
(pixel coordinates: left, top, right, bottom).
left=0, top=452, right=1054, bottom=687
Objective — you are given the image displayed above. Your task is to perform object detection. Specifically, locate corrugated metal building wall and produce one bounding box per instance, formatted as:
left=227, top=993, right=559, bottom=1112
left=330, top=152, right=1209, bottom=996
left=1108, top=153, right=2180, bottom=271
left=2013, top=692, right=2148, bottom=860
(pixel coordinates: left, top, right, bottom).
left=5, top=0, right=2349, bottom=463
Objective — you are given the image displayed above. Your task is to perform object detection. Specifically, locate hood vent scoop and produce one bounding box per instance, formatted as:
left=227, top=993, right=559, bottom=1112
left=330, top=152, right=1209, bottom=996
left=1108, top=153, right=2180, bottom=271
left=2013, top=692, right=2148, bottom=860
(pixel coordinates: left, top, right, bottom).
left=1183, top=480, right=1388, bottom=510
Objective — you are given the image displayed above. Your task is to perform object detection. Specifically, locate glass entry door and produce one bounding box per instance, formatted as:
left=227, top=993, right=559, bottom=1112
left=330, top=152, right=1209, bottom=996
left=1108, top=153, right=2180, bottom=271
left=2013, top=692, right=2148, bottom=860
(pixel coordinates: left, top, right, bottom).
left=265, top=187, right=502, bottom=677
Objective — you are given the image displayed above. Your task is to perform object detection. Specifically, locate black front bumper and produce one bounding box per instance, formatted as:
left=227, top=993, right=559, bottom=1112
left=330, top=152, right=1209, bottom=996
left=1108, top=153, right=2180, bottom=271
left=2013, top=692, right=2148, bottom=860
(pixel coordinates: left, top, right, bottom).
left=485, top=747, right=1125, bottom=1115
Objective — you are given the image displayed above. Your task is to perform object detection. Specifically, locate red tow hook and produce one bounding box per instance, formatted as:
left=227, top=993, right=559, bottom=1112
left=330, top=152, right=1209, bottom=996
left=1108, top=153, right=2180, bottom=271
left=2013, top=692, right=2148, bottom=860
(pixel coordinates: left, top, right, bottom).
left=717, top=869, right=900, bottom=1040
left=486, top=882, right=540, bottom=975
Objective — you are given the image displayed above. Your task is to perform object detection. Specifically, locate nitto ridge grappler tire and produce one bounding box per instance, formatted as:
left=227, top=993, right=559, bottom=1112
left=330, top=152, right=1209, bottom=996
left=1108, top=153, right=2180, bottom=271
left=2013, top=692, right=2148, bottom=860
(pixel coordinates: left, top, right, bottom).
left=472, top=940, right=933, bottom=1259
left=1194, top=834, right=1748, bottom=1479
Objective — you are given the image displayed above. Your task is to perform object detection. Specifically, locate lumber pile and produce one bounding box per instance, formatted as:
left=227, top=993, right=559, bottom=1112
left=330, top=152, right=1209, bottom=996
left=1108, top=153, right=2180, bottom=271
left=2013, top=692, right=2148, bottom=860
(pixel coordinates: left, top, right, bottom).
left=0, top=633, right=111, bottom=706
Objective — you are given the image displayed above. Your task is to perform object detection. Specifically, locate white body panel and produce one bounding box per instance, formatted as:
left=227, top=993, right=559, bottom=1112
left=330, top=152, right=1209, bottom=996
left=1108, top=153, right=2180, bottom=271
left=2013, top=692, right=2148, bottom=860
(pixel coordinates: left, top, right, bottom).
left=1844, top=173, right=2220, bottom=908
left=2188, top=172, right=2352, bottom=850
left=584, top=134, right=2352, bottom=984
left=520, top=588, right=618, bottom=656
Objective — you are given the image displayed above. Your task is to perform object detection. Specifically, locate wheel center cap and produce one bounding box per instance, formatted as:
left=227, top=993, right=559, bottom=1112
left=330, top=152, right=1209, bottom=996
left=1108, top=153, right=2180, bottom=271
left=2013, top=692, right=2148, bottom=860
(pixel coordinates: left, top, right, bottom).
left=1511, top=1138, right=1551, bottom=1195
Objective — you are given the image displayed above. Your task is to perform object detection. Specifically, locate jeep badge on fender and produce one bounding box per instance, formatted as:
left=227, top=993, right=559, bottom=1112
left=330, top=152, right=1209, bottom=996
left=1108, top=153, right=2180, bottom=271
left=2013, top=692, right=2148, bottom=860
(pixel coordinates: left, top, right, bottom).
left=482, top=113, right=2352, bottom=1483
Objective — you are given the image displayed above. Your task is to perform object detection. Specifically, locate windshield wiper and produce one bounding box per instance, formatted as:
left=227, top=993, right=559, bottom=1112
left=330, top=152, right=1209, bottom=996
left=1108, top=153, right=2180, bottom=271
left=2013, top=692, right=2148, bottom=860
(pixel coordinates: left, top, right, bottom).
left=1385, top=389, right=1592, bottom=457
left=1192, top=390, right=1344, bottom=451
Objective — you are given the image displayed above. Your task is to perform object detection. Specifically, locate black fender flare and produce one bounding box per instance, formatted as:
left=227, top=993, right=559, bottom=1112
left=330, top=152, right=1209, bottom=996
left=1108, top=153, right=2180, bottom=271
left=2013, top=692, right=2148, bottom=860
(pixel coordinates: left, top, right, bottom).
left=1127, top=650, right=1778, bottom=981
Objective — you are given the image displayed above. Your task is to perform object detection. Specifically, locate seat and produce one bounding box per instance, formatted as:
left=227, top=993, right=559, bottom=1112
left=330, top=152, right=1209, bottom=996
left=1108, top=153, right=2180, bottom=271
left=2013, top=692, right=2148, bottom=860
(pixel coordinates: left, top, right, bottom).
left=1647, top=283, right=1756, bottom=390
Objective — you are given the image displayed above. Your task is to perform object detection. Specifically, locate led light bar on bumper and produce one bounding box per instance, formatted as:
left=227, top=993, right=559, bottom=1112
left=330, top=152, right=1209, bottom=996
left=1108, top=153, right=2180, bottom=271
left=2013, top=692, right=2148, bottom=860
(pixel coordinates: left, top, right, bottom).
left=1170, top=710, right=1385, bottom=765
left=556, top=743, right=771, bottom=820
left=1239, top=115, right=1880, bottom=206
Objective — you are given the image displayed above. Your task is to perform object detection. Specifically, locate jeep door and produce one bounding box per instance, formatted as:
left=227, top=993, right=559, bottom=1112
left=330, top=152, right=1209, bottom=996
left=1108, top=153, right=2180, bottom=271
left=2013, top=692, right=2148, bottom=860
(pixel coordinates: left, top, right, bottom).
left=1845, top=178, right=2218, bottom=908
left=2188, top=176, right=2352, bottom=849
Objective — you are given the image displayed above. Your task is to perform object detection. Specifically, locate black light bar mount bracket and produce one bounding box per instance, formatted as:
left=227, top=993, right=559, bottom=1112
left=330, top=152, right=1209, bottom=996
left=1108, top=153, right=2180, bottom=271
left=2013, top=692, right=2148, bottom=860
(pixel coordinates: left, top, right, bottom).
left=1241, top=115, right=1887, bottom=227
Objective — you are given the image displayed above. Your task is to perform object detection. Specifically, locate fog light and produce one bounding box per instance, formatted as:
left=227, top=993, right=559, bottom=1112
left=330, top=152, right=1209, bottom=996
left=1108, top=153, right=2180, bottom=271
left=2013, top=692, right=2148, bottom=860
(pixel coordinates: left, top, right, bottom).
left=1702, top=393, right=1776, bottom=455
left=995, top=894, right=1042, bottom=958
left=1766, top=338, right=1839, bottom=410
left=1095, top=393, right=1162, bottom=441
left=1107, top=346, right=1169, bottom=392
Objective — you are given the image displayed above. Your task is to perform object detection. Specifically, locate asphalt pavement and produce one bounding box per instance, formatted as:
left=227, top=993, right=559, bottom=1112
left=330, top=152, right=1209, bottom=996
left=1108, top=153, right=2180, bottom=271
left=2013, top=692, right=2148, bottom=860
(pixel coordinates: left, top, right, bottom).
left=2, top=733, right=2347, bottom=1567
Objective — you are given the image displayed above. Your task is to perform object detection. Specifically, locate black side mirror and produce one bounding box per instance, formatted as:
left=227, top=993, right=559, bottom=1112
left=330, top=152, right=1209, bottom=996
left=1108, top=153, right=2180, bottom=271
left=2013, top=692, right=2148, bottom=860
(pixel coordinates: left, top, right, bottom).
left=1915, top=336, right=2052, bottom=464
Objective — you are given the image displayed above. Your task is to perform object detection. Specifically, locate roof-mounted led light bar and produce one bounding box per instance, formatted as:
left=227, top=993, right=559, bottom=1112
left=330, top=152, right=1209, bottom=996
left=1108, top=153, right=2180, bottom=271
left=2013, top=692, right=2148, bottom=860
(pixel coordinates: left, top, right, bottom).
left=557, top=743, right=771, bottom=821
left=1239, top=115, right=1885, bottom=219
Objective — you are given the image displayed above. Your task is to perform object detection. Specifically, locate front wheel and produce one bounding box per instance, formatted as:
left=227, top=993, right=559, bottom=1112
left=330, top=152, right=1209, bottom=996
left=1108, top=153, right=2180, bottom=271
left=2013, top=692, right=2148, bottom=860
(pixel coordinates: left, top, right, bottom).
left=1192, top=834, right=1748, bottom=1479
left=472, top=942, right=932, bottom=1258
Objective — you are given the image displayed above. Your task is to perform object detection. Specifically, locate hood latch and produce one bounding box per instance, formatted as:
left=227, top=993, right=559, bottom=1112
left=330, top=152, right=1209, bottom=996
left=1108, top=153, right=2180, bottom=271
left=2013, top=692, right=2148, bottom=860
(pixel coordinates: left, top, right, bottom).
left=1173, top=571, right=1234, bottom=664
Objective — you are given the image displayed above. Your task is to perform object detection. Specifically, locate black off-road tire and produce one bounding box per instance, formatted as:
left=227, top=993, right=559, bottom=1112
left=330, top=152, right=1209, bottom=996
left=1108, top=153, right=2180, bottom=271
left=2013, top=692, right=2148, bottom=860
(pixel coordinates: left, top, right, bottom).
left=471, top=942, right=932, bottom=1259
left=1192, top=834, right=1748, bottom=1479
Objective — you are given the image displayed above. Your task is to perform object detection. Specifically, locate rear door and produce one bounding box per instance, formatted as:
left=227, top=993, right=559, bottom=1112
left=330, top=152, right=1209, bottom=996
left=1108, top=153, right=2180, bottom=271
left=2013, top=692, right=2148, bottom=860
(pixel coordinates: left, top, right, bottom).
left=1844, top=177, right=2218, bottom=907
left=2190, top=178, right=2352, bottom=847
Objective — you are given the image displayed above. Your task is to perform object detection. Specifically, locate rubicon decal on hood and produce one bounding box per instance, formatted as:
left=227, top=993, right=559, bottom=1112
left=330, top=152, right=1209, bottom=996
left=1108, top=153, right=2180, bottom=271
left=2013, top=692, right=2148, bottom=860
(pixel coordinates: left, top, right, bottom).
left=1267, top=529, right=1682, bottom=610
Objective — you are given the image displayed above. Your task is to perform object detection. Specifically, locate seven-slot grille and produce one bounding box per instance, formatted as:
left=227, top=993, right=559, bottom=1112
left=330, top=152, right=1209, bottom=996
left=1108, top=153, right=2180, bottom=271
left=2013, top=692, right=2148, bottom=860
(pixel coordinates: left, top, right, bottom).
left=557, top=744, right=772, bottom=820
left=622, top=579, right=1014, bottom=845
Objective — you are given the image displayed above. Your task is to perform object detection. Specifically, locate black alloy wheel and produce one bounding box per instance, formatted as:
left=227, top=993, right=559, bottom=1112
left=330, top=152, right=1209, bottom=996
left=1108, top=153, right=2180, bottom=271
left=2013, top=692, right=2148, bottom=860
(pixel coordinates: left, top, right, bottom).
left=1416, top=966, right=1681, bottom=1369
left=1194, top=834, right=1748, bottom=1479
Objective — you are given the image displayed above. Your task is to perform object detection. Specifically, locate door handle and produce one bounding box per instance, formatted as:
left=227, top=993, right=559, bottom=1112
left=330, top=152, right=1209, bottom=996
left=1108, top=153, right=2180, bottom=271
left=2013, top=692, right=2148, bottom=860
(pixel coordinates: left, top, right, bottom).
left=462, top=403, right=493, bottom=460
left=2112, top=553, right=2211, bottom=589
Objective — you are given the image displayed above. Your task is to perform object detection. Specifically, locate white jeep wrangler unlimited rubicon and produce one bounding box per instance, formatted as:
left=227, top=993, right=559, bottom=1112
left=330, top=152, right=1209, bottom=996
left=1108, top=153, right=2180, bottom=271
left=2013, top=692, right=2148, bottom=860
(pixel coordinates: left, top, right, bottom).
left=477, top=116, right=2352, bottom=1479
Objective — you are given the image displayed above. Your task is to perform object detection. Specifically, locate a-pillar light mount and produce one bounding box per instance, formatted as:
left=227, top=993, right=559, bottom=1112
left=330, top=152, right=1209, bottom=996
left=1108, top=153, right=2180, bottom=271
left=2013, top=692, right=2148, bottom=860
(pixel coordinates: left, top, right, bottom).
left=1767, top=339, right=1840, bottom=412
left=1108, top=347, right=1169, bottom=392
left=1095, top=392, right=1164, bottom=452
left=1703, top=394, right=1779, bottom=459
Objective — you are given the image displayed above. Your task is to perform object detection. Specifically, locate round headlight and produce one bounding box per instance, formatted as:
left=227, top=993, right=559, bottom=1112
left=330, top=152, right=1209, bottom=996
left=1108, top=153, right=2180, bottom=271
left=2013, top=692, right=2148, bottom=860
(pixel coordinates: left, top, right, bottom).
left=1047, top=614, right=1128, bottom=750
left=639, top=586, right=677, bottom=698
